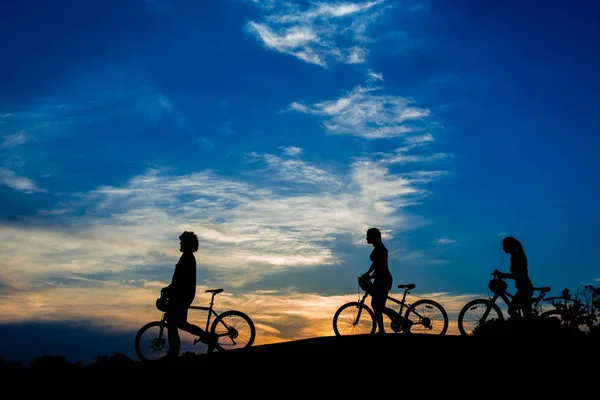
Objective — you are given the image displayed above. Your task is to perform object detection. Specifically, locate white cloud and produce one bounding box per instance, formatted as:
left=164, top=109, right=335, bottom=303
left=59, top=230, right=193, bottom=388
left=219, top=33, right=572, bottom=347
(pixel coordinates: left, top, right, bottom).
left=246, top=152, right=341, bottom=186
left=436, top=237, right=456, bottom=245
left=279, top=146, right=303, bottom=157
left=289, top=85, right=431, bottom=139
left=367, top=70, right=384, bottom=82
left=247, top=0, right=388, bottom=67
left=0, top=167, right=43, bottom=193
left=2, top=130, right=32, bottom=148
left=0, top=136, right=448, bottom=289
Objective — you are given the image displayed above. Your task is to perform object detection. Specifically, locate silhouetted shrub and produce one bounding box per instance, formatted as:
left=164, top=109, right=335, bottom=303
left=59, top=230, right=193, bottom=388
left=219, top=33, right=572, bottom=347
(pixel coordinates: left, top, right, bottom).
left=472, top=317, right=579, bottom=338
left=89, top=352, right=136, bottom=368
left=27, top=355, right=85, bottom=373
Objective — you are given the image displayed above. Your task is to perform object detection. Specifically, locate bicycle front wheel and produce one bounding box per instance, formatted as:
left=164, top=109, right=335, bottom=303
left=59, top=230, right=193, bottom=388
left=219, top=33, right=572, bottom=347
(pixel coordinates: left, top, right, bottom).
left=333, top=302, right=376, bottom=336
left=210, top=310, right=256, bottom=352
left=457, top=299, right=504, bottom=336
left=134, top=320, right=169, bottom=362
left=404, top=299, right=449, bottom=335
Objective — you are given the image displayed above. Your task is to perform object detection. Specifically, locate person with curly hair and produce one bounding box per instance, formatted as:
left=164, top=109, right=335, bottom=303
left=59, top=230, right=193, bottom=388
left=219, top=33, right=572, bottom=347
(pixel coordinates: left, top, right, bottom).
left=161, top=230, right=213, bottom=360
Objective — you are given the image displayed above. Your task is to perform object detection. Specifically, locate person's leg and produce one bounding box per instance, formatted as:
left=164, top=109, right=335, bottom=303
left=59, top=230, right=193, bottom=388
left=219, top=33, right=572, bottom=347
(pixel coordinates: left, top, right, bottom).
left=177, top=320, right=207, bottom=339
left=175, top=308, right=213, bottom=344
left=508, top=290, right=523, bottom=319
left=165, top=312, right=181, bottom=360
left=371, top=289, right=386, bottom=334
left=509, top=289, right=533, bottom=331
left=520, top=287, right=534, bottom=321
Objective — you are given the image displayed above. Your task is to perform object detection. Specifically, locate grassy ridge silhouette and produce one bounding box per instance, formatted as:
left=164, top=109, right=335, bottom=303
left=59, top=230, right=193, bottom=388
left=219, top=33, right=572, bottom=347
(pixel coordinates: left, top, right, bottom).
left=3, top=333, right=597, bottom=375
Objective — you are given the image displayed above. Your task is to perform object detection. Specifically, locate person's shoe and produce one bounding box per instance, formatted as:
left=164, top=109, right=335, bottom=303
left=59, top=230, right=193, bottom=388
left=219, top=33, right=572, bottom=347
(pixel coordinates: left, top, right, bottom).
left=203, top=333, right=218, bottom=354
left=193, top=330, right=210, bottom=345
left=194, top=332, right=218, bottom=347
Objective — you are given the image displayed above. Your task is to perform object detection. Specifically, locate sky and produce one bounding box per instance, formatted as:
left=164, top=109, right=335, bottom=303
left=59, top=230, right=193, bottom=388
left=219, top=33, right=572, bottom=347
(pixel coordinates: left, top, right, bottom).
left=1, top=0, right=599, bottom=365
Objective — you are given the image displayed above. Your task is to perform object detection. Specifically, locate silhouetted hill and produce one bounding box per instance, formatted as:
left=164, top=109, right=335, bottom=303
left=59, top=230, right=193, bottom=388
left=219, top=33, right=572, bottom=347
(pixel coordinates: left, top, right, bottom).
left=3, top=333, right=598, bottom=392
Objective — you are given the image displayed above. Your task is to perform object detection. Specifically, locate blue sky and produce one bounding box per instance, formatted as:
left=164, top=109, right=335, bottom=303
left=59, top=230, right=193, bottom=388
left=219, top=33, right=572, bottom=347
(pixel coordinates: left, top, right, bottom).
left=1, top=0, right=599, bottom=364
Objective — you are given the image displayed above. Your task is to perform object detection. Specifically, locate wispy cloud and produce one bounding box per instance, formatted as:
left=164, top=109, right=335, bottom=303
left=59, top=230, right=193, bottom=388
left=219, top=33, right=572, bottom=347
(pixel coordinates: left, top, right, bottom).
left=0, top=146, right=458, bottom=342
left=246, top=150, right=341, bottom=187
left=0, top=133, right=448, bottom=288
left=5, top=88, right=179, bottom=139
left=367, top=69, right=384, bottom=82
left=436, top=237, right=457, bottom=245
left=246, top=0, right=389, bottom=67
left=0, top=167, right=43, bottom=193
left=0, top=87, right=180, bottom=194
left=289, top=85, right=431, bottom=139
left=279, top=145, right=303, bottom=157
left=2, top=130, right=32, bottom=148
left=382, top=135, right=452, bottom=166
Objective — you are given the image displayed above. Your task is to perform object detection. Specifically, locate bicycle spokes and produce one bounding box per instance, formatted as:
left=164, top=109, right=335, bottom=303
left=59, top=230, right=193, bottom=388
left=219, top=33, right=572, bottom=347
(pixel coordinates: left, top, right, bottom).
left=405, top=299, right=449, bottom=335
left=211, top=310, right=256, bottom=350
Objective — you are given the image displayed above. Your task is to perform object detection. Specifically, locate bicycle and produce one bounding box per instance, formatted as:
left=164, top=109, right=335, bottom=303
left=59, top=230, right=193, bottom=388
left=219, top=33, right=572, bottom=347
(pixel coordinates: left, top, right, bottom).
left=457, top=269, right=559, bottom=336
left=333, top=275, right=449, bottom=336
left=134, top=288, right=256, bottom=362
left=536, top=288, right=594, bottom=334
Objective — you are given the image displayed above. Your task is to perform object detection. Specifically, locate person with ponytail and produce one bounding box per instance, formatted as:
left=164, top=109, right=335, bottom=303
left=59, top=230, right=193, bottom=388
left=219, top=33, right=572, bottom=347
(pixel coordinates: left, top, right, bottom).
left=494, top=236, right=534, bottom=321
left=361, top=227, right=394, bottom=334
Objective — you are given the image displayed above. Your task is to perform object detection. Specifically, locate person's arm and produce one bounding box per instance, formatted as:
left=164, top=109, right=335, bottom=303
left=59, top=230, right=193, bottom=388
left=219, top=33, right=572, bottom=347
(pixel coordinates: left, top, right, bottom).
left=492, top=269, right=513, bottom=279
left=363, top=263, right=375, bottom=277
left=162, top=263, right=178, bottom=296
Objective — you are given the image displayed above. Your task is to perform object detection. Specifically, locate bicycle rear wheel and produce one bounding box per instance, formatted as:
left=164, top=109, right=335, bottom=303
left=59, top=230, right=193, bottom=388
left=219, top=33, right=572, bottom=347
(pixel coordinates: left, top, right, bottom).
left=538, top=309, right=589, bottom=335
left=404, top=299, right=449, bottom=335
left=134, top=320, right=169, bottom=362
left=210, top=310, right=256, bottom=351
left=333, top=301, right=376, bottom=336
left=457, top=299, right=504, bottom=336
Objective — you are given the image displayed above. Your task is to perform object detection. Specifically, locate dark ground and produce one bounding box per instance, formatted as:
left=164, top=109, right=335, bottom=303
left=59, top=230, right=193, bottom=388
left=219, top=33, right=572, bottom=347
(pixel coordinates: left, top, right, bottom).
left=3, top=333, right=598, bottom=394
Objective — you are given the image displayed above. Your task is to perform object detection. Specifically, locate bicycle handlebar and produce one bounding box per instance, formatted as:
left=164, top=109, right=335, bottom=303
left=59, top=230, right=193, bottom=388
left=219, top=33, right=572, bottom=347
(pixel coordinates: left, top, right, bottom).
left=490, top=269, right=504, bottom=278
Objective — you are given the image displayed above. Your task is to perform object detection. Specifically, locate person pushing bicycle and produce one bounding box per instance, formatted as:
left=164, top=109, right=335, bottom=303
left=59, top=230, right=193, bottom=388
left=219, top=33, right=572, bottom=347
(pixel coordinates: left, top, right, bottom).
left=494, top=236, right=534, bottom=322
left=361, top=227, right=394, bottom=335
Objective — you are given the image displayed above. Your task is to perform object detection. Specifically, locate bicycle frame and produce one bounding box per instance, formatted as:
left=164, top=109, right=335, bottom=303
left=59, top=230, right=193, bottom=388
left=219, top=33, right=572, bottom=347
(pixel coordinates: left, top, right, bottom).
left=385, top=289, right=410, bottom=319
left=188, top=294, right=220, bottom=333
left=355, top=285, right=413, bottom=321
left=457, top=272, right=554, bottom=336
left=334, top=279, right=448, bottom=336
left=159, top=289, right=226, bottom=337
left=484, top=278, right=549, bottom=319
left=135, top=288, right=256, bottom=361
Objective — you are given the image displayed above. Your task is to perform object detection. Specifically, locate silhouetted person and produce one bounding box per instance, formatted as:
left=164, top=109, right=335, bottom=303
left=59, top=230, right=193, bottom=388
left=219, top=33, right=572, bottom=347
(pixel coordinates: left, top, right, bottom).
left=361, top=227, right=393, bottom=334
left=494, top=236, right=533, bottom=321
left=162, top=230, right=212, bottom=361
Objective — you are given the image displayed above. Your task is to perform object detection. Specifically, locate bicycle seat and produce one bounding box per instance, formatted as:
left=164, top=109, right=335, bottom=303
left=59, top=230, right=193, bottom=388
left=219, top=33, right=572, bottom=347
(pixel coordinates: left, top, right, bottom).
left=534, top=286, right=551, bottom=293
left=397, top=284, right=415, bottom=290
left=205, top=288, right=224, bottom=294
